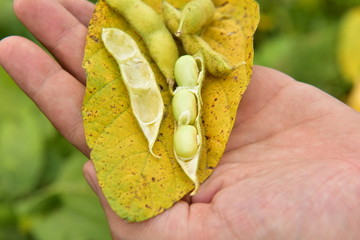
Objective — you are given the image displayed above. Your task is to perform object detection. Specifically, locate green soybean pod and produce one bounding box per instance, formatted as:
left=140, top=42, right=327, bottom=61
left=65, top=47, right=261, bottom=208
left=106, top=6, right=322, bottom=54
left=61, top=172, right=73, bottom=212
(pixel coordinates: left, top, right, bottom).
left=162, top=1, right=233, bottom=77
left=176, top=0, right=215, bottom=37
left=172, top=89, right=197, bottom=125
left=173, top=125, right=198, bottom=159
left=174, top=55, right=199, bottom=87
left=105, top=0, right=178, bottom=89
left=182, top=35, right=234, bottom=77
left=162, top=1, right=181, bottom=35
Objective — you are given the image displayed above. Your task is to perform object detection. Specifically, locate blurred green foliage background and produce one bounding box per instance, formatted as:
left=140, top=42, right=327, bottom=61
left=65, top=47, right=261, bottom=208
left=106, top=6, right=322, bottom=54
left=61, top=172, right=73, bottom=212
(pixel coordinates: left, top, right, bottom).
left=255, top=0, right=359, bottom=100
left=0, top=0, right=359, bottom=239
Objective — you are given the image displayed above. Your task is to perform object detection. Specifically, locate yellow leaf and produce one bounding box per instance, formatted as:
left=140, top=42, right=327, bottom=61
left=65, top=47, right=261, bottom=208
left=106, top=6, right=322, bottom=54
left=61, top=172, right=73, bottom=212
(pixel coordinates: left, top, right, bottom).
left=348, top=80, right=360, bottom=112
left=82, top=0, right=259, bottom=222
left=338, top=6, right=360, bottom=83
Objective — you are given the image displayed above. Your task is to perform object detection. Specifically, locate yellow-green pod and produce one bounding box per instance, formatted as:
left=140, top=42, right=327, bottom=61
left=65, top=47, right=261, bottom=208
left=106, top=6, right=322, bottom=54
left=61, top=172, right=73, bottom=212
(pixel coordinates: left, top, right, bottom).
left=162, top=2, right=233, bottom=77
left=173, top=125, right=198, bottom=159
left=176, top=0, right=215, bottom=37
left=182, top=35, right=234, bottom=77
left=162, top=1, right=180, bottom=36
left=172, top=89, right=197, bottom=125
left=174, top=55, right=199, bottom=87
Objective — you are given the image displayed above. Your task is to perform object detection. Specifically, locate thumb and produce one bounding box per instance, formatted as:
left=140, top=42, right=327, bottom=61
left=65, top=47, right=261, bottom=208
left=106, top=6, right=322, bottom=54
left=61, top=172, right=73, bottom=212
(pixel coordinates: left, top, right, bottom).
left=82, top=160, right=100, bottom=193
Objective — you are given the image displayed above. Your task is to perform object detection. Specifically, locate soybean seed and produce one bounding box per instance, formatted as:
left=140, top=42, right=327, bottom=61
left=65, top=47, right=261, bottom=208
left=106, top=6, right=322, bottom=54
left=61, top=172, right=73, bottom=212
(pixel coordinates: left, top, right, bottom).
left=174, top=55, right=199, bottom=87
left=173, top=125, right=198, bottom=159
left=172, top=89, right=197, bottom=125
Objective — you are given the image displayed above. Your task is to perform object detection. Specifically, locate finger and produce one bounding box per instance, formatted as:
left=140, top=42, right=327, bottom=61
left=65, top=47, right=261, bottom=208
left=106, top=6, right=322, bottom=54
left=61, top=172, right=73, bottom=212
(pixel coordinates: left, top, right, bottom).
left=13, top=0, right=92, bottom=83
left=83, top=160, right=191, bottom=239
left=59, top=0, right=95, bottom=26
left=226, top=65, right=351, bottom=153
left=224, top=66, right=296, bottom=151
left=236, top=65, right=295, bottom=124
left=0, top=36, right=90, bottom=156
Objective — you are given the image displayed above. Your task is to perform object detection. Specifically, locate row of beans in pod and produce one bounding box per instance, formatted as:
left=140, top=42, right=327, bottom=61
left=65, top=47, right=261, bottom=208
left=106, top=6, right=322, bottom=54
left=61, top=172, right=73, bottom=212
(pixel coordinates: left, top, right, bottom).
left=172, top=54, right=205, bottom=195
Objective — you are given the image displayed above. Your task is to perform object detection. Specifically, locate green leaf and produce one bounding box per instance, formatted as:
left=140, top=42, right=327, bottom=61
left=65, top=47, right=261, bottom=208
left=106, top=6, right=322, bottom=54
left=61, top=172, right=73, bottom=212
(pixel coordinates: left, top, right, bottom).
left=0, top=76, right=54, bottom=199
left=54, top=152, right=110, bottom=222
left=14, top=152, right=110, bottom=240
left=31, top=152, right=111, bottom=240
left=254, top=25, right=351, bottom=99
left=0, top=0, right=35, bottom=40
left=32, top=208, right=110, bottom=240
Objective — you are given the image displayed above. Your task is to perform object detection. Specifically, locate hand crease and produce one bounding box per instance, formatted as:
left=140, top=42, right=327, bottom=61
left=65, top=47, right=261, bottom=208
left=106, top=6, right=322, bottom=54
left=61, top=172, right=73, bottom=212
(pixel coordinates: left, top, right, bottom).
left=234, top=79, right=294, bottom=129
left=212, top=203, right=240, bottom=240
left=31, top=67, right=63, bottom=100
left=51, top=22, right=82, bottom=57
left=229, top=109, right=334, bottom=155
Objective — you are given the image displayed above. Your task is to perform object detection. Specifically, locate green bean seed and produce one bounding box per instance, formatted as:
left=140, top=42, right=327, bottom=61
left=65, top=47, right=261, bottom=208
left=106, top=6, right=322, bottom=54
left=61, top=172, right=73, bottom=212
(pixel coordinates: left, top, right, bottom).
left=105, top=0, right=178, bottom=89
left=176, top=0, right=215, bottom=37
left=173, top=125, right=198, bottom=159
left=174, top=55, right=199, bottom=87
left=172, top=89, right=197, bottom=125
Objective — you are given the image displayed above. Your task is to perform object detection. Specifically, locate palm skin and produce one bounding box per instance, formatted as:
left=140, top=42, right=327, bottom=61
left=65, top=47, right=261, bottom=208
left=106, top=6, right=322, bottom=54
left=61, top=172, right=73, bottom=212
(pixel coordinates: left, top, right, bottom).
left=1, top=0, right=360, bottom=239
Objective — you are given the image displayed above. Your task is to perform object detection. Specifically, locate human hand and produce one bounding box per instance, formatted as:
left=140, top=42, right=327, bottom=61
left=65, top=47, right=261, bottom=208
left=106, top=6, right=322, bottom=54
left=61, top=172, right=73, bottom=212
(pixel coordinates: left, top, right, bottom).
left=1, top=0, right=360, bottom=239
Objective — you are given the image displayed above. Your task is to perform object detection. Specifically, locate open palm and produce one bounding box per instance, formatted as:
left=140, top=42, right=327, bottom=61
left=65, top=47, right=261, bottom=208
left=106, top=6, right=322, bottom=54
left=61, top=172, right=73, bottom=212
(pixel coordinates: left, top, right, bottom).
left=1, top=0, right=360, bottom=239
